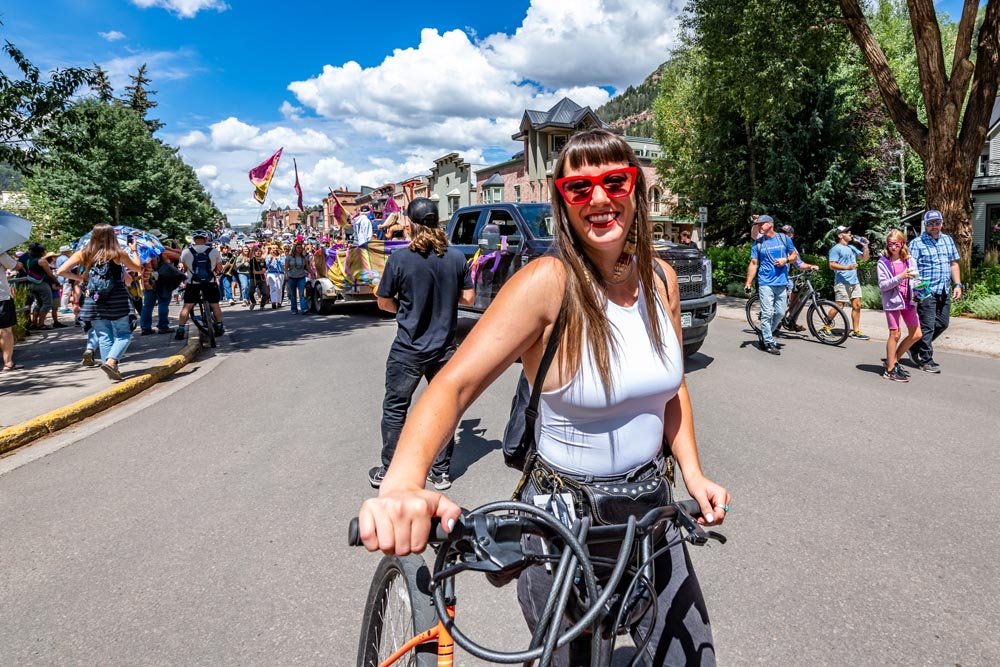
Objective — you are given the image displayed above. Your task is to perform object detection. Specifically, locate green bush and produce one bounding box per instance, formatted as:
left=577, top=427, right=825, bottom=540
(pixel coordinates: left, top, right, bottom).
left=12, top=283, right=29, bottom=342
left=971, top=265, right=1000, bottom=295
left=707, top=245, right=751, bottom=289
left=724, top=281, right=746, bottom=298
left=860, top=284, right=882, bottom=310
left=968, top=295, right=1000, bottom=320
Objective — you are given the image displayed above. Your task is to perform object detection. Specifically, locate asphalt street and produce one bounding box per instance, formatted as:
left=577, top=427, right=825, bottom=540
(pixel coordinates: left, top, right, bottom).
left=1, top=304, right=997, bottom=666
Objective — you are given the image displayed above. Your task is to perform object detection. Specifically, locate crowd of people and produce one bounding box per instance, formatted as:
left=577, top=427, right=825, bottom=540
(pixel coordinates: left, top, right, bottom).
left=0, top=225, right=345, bottom=378
left=743, top=209, right=963, bottom=382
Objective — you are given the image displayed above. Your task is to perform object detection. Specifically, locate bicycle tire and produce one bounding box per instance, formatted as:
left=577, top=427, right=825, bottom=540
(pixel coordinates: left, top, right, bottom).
left=806, top=299, right=850, bottom=345
left=744, top=293, right=783, bottom=335
left=204, top=301, right=216, bottom=348
left=744, top=293, right=761, bottom=333
left=357, top=555, right=437, bottom=667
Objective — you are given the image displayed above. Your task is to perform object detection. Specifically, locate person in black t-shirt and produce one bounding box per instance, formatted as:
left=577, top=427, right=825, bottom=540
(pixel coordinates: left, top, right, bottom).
left=369, top=198, right=474, bottom=491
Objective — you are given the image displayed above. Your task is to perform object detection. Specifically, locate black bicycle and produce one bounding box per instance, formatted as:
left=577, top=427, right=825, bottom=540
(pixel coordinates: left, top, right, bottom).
left=349, top=500, right=725, bottom=666
left=188, top=286, right=217, bottom=348
left=745, top=269, right=849, bottom=346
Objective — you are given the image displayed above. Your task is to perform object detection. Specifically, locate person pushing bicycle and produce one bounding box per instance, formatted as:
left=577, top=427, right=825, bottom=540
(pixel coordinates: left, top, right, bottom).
left=174, top=230, right=224, bottom=340
left=779, top=224, right=819, bottom=332
left=358, top=130, right=729, bottom=666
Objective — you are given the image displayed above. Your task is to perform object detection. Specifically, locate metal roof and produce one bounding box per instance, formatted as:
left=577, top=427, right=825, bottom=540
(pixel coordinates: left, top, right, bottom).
left=482, top=173, right=505, bottom=187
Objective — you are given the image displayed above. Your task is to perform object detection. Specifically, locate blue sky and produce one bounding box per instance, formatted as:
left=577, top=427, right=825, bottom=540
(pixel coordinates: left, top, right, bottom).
left=0, top=0, right=978, bottom=224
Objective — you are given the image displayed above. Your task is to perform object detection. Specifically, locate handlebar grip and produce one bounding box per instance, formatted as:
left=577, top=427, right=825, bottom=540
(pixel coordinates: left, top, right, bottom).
left=677, top=498, right=703, bottom=517
left=348, top=517, right=450, bottom=547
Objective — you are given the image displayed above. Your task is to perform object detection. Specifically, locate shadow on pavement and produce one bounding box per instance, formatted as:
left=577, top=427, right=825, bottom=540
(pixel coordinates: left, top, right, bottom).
left=223, top=301, right=390, bottom=354
left=856, top=363, right=887, bottom=376
left=450, top=417, right=501, bottom=481
left=685, top=353, right=714, bottom=373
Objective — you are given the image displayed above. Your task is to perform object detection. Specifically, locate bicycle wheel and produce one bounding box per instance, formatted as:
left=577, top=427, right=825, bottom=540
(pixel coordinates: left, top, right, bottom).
left=806, top=299, right=850, bottom=345
left=203, top=301, right=216, bottom=348
left=357, top=555, right=437, bottom=667
left=744, top=293, right=762, bottom=333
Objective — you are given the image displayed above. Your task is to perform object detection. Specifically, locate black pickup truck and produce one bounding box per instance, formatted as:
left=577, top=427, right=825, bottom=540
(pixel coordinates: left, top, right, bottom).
left=446, top=202, right=716, bottom=357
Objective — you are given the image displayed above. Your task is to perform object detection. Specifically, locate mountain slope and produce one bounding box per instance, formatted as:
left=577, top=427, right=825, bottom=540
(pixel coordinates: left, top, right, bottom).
left=596, top=61, right=667, bottom=137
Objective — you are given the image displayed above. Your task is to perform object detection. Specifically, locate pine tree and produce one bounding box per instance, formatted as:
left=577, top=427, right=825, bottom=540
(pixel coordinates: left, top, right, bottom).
left=121, top=64, right=164, bottom=133
left=90, top=65, right=114, bottom=103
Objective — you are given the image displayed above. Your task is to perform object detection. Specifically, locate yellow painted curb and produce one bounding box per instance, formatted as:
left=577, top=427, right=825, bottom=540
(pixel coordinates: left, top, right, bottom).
left=0, top=340, right=202, bottom=456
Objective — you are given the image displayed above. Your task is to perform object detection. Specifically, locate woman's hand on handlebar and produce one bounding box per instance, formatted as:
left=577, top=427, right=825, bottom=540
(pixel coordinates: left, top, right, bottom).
left=683, top=473, right=730, bottom=527
left=357, top=487, right=462, bottom=556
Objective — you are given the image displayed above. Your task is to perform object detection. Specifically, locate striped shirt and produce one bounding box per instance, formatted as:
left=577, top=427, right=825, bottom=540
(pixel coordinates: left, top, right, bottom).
left=908, top=232, right=958, bottom=295
left=79, top=261, right=131, bottom=322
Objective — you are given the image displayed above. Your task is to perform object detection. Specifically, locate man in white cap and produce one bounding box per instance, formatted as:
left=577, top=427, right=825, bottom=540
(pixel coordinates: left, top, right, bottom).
left=907, top=209, right=961, bottom=373
left=828, top=225, right=870, bottom=340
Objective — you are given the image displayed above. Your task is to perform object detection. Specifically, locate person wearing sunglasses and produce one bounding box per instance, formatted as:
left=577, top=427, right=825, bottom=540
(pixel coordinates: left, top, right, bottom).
left=906, top=209, right=962, bottom=373
left=877, top=229, right=922, bottom=382
left=744, top=214, right=798, bottom=354
left=357, top=129, right=729, bottom=665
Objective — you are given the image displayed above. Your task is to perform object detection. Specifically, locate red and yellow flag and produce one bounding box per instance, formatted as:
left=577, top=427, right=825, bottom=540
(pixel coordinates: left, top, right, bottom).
left=249, top=148, right=283, bottom=204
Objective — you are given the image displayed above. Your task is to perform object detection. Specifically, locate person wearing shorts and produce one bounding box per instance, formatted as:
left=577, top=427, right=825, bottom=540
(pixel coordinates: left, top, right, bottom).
left=877, top=229, right=921, bottom=382
left=175, top=231, right=224, bottom=340
left=1, top=251, right=20, bottom=371
left=828, top=225, right=870, bottom=340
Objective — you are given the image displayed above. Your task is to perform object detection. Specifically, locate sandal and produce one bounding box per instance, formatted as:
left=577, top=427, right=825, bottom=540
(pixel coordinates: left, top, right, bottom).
left=3, top=363, right=23, bottom=371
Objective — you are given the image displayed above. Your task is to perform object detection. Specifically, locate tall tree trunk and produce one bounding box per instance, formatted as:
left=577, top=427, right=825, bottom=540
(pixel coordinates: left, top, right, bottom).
left=924, top=149, right=975, bottom=257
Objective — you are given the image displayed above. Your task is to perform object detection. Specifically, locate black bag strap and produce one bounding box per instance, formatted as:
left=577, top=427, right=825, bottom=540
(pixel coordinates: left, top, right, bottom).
left=523, top=303, right=565, bottom=432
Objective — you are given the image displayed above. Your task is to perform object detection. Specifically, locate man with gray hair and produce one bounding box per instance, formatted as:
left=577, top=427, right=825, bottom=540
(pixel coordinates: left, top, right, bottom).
left=744, top=214, right=797, bottom=355
left=907, top=209, right=962, bottom=373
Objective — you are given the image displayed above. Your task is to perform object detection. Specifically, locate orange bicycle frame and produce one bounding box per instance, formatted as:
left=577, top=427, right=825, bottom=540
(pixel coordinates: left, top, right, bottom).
left=379, top=605, right=455, bottom=667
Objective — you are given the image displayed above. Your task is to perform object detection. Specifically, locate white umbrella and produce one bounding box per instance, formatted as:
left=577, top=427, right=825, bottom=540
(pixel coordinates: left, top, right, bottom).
left=0, top=210, right=33, bottom=253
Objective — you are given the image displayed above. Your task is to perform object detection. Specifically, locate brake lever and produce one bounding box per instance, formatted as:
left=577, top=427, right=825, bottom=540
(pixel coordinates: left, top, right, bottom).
left=673, top=502, right=713, bottom=545
left=431, top=514, right=537, bottom=582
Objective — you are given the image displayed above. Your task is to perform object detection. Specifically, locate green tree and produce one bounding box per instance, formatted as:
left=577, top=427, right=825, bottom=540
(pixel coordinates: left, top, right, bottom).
left=0, top=21, right=94, bottom=172
left=90, top=65, right=115, bottom=104
left=838, top=0, right=1000, bottom=259
left=25, top=99, right=218, bottom=240
left=121, top=64, right=164, bottom=133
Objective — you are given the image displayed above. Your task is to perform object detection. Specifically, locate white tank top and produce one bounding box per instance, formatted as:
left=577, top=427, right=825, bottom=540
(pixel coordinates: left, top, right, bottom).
left=535, top=283, right=684, bottom=476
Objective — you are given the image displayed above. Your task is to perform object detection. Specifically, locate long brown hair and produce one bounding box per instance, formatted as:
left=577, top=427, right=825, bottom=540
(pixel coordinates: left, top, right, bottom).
left=81, top=223, right=121, bottom=269
left=550, top=129, right=666, bottom=392
left=409, top=222, right=448, bottom=257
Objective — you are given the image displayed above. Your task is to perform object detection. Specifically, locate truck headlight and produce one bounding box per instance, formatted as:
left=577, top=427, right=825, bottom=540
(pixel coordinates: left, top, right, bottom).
left=701, top=258, right=713, bottom=296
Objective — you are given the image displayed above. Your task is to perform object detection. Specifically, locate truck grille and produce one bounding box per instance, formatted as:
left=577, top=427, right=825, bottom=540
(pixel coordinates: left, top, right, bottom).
left=668, top=259, right=705, bottom=299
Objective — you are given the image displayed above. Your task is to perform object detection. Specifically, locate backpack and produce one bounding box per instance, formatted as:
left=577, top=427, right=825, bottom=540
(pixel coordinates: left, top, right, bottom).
left=86, top=261, right=118, bottom=302
left=24, top=257, right=46, bottom=284
left=189, top=247, right=214, bottom=283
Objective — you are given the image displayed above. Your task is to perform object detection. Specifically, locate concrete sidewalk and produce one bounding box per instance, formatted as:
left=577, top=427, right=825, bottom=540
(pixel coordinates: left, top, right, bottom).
left=1, top=303, right=197, bottom=432
left=715, top=295, right=1000, bottom=358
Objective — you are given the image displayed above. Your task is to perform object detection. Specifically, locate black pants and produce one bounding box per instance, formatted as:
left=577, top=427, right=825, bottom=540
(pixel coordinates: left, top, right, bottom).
left=911, top=291, right=950, bottom=365
left=515, top=469, right=715, bottom=666
left=379, top=350, right=455, bottom=475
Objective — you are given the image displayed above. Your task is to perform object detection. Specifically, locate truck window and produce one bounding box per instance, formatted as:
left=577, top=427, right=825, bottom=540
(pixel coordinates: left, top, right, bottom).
left=450, top=211, right=482, bottom=245
left=486, top=209, right=518, bottom=237
left=515, top=204, right=554, bottom=239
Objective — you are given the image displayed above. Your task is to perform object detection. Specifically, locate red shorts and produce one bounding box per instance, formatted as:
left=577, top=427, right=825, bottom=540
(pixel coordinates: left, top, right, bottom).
left=885, top=306, right=918, bottom=331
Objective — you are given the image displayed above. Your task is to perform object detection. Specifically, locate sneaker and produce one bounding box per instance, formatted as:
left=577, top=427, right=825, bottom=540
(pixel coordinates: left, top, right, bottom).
left=427, top=472, right=452, bottom=490
left=174, top=325, right=186, bottom=341
left=820, top=325, right=833, bottom=336
left=100, top=362, right=122, bottom=381
left=882, top=366, right=909, bottom=382
left=762, top=342, right=780, bottom=355
left=156, top=327, right=172, bottom=334
left=368, top=466, right=387, bottom=488
left=82, top=349, right=96, bottom=367
left=213, top=322, right=225, bottom=336
left=920, top=361, right=941, bottom=374
left=892, top=363, right=910, bottom=379
left=849, top=330, right=870, bottom=341
left=141, top=329, right=155, bottom=336
left=789, top=323, right=806, bottom=332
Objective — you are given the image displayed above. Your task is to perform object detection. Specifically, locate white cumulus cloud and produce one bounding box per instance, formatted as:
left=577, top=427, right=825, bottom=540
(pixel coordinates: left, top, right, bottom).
left=98, top=30, right=126, bottom=42
left=131, top=0, right=229, bottom=19
left=195, top=164, right=218, bottom=180
left=207, top=117, right=336, bottom=154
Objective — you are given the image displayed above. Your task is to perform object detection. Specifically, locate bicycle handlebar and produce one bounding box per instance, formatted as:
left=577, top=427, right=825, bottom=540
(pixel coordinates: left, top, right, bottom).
left=347, top=498, right=706, bottom=548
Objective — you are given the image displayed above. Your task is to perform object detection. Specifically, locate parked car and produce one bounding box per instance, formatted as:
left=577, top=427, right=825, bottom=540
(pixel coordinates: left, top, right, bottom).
left=446, top=203, right=716, bottom=356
